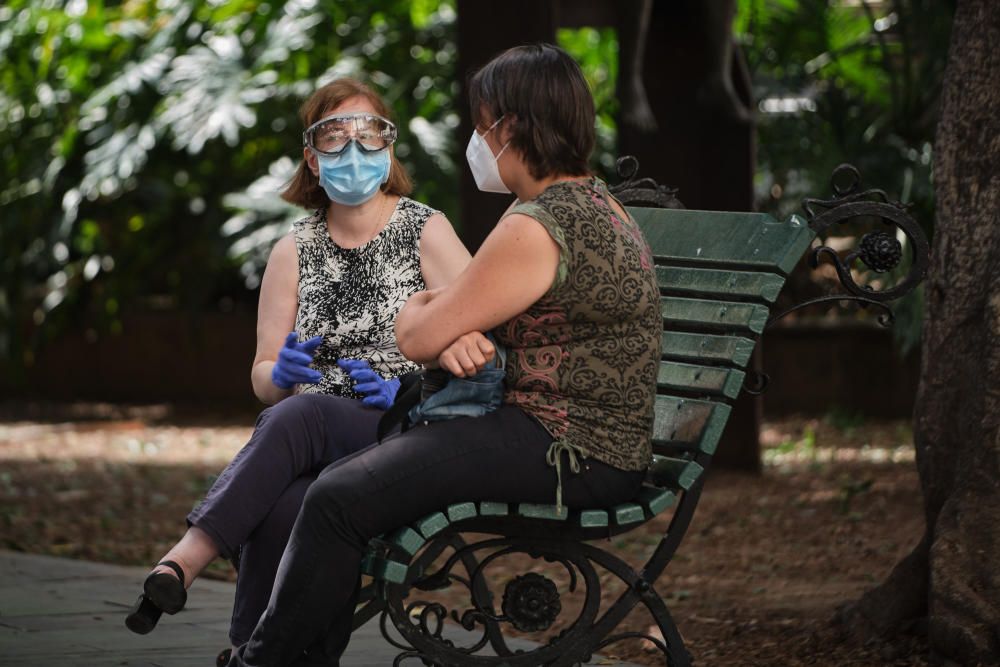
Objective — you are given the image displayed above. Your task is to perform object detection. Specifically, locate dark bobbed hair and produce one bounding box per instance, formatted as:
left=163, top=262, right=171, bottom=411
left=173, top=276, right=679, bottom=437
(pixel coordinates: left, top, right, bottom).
left=282, top=77, right=413, bottom=209
left=468, top=43, right=595, bottom=180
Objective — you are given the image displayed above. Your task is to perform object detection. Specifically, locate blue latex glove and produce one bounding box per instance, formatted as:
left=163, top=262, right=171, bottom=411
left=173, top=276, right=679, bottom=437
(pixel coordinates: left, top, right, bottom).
left=271, top=332, right=324, bottom=389
left=336, top=358, right=400, bottom=410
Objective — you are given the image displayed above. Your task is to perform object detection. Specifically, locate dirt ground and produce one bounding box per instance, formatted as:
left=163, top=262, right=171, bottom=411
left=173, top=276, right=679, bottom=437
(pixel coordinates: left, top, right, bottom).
left=0, top=403, right=926, bottom=666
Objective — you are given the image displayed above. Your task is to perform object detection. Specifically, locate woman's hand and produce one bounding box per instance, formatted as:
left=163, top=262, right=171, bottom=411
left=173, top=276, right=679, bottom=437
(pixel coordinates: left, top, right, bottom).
left=438, top=332, right=496, bottom=377
left=271, top=332, right=324, bottom=389
left=336, top=359, right=400, bottom=410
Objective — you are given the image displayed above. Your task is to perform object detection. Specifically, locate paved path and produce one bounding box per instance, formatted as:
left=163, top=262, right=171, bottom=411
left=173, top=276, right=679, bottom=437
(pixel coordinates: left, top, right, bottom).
left=0, top=550, right=641, bottom=666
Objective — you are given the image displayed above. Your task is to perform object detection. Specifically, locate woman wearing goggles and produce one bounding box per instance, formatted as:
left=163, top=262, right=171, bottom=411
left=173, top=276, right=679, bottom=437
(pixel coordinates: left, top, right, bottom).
left=301, top=112, right=399, bottom=206
left=126, top=78, right=470, bottom=666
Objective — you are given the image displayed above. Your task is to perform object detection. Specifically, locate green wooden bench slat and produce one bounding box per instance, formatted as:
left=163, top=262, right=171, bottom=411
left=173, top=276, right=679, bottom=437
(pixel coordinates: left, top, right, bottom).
left=414, top=512, right=449, bottom=538
left=446, top=502, right=477, bottom=523
left=516, top=503, right=568, bottom=520
left=661, top=331, right=756, bottom=367
left=479, top=501, right=509, bottom=516
left=655, top=266, right=786, bottom=302
left=636, top=485, right=677, bottom=516
left=662, top=296, right=770, bottom=334
left=631, top=207, right=816, bottom=274
left=648, top=455, right=705, bottom=491
left=579, top=509, right=609, bottom=528
left=387, top=526, right=425, bottom=557
left=652, top=396, right=732, bottom=454
left=657, top=361, right=746, bottom=399
left=613, top=502, right=646, bottom=525
left=361, top=554, right=408, bottom=584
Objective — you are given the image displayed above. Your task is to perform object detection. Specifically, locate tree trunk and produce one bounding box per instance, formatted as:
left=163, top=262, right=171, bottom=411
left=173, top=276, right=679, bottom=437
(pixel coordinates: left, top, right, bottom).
left=837, top=1, right=1000, bottom=663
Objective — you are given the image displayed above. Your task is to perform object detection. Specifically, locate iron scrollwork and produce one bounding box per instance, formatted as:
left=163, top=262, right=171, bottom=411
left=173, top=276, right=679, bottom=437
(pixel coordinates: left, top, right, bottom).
left=377, top=533, right=680, bottom=666
left=746, top=164, right=929, bottom=395
left=608, top=155, right=685, bottom=209
left=775, top=162, right=930, bottom=323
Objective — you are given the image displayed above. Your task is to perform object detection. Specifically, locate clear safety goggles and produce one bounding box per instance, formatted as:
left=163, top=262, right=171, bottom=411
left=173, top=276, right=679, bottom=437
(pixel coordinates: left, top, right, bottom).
left=302, top=112, right=397, bottom=156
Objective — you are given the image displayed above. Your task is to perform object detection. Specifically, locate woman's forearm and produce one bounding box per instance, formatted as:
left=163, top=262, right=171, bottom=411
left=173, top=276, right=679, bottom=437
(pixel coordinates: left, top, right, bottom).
left=395, top=289, right=443, bottom=362
left=252, top=360, right=293, bottom=405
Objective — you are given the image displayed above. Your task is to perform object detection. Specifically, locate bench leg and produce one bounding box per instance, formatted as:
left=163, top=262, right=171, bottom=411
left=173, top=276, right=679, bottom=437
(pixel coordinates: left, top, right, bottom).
left=605, top=592, right=690, bottom=667
left=370, top=533, right=694, bottom=666
left=352, top=593, right=384, bottom=632
left=555, top=584, right=691, bottom=667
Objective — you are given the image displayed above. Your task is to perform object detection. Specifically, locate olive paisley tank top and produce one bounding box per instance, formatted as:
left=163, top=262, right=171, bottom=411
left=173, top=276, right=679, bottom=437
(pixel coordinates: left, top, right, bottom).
left=494, top=178, right=660, bottom=504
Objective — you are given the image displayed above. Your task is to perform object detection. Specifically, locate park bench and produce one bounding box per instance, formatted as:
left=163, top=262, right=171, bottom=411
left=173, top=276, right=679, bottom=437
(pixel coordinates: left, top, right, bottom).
left=353, top=157, right=929, bottom=666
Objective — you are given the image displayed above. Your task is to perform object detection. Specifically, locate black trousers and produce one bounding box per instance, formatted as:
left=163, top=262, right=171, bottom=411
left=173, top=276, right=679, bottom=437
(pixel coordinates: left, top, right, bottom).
left=229, top=406, right=644, bottom=666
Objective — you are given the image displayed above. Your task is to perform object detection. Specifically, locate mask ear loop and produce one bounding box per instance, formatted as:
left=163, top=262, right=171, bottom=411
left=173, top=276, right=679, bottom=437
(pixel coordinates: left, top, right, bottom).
left=485, top=115, right=505, bottom=134
left=485, top=115, right=511, bottom=159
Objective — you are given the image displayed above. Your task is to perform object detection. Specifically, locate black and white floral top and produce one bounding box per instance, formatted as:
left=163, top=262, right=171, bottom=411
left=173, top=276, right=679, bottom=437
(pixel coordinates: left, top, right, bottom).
left=292, top=197, right=436, bottom=398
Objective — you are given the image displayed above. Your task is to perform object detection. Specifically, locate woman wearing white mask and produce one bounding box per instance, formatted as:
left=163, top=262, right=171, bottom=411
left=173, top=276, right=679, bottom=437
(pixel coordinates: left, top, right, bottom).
left=226, top=43, right=660, bottom=666
left=125, top=78, right=471, bottom=662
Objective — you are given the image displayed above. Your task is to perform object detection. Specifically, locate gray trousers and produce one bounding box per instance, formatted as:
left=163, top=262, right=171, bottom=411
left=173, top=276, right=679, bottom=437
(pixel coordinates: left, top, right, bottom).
left=186, top=393, right=383, bottom=645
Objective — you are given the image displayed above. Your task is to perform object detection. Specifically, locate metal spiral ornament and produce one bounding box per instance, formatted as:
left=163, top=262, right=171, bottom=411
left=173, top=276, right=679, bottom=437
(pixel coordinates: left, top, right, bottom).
left=800, top=163, right=929, bottom=303
left=375, top=533, right=687, bottom=665
left=608, top=156, right=685, bottom=209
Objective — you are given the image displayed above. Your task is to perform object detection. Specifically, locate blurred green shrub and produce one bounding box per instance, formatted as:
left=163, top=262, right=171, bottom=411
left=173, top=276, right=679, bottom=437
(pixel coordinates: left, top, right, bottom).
left=736, top=0, right=952, bottom=353
left=0, top=0, right=953, bottom=380
left=0, top=0, right=458, bottom=376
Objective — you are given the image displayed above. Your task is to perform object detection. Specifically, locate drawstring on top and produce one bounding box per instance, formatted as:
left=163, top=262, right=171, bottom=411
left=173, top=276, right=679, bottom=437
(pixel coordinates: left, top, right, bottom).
left=545, top=439, right=586, bottom=513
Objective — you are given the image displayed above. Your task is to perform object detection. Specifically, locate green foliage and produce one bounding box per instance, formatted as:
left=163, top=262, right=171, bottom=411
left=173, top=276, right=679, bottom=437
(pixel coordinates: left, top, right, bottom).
left=765, top=422, right=819, bottom=469
left=0, top=0, right=458, bottom=375
left=736, top=0, right=952, bottom=353
left=824, top=405, right=866, bottom=436
left=0, top=0, right=952, bottom=379
left=837, top=474, right=873, bottom=516
left=557, top=27, right=619, bottom=179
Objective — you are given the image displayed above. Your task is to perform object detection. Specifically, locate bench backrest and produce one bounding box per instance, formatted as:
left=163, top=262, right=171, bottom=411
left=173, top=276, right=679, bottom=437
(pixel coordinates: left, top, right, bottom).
left=628, top=207, right=817, bottom=459
left=359, top=206, right=821, bottom=589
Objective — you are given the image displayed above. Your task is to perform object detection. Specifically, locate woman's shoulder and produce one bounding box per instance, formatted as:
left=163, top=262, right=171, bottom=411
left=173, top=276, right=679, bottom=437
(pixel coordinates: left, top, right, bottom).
left=291, top=208, right=327, bottom=241
left=396, top=196, right=441, bottom=224
left=507, top=196, right=561, bottom=231
left=511, top=178, right=606, bottom=223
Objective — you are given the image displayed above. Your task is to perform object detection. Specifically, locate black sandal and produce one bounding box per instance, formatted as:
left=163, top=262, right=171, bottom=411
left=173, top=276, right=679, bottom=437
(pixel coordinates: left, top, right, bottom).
left=125, top=560, right=187, bottom=634
left=124, top=593, right=162, bottom=635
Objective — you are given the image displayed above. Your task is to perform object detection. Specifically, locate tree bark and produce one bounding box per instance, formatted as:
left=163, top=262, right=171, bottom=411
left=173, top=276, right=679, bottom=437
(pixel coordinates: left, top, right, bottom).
left=837, top=1, right=1000, bottom=663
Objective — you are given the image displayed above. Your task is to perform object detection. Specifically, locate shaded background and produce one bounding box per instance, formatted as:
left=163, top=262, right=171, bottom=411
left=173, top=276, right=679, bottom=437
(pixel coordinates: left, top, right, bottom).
left=0, top=4, right=967, bottom=664
left=0, top=0, right=950, bottom=462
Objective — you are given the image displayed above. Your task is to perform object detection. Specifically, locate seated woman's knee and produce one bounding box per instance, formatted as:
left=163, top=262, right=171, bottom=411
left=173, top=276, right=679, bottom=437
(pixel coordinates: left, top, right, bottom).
left=301, top=469, right=354, bottom=519
left=262, top=392, right=329, bottom=428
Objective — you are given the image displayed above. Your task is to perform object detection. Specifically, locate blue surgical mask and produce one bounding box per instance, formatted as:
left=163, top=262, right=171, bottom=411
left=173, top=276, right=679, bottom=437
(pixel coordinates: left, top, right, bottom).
left=316, top=142, right=391, bottom=206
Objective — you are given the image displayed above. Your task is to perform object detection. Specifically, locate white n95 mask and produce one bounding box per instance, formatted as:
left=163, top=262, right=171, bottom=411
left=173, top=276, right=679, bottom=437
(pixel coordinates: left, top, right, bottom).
left=465, top=116, right=511, bottom=194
